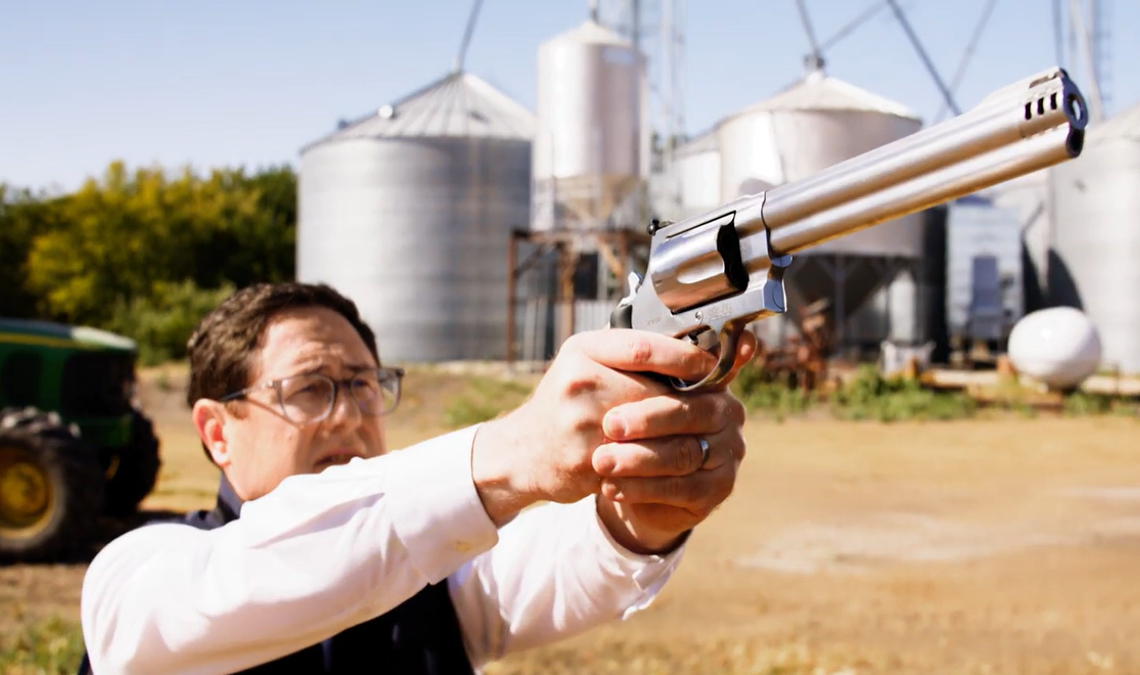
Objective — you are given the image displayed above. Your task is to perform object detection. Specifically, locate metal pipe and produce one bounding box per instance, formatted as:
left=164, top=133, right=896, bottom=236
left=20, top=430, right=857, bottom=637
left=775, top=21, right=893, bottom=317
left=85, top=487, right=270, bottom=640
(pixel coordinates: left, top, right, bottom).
left=454, top=0, right=485, bottom=73
left=885, top=0, right=962, bottom=116
left=935, top=0, right=1000, bottom=123
left=1067, top=0, right=1104, bottom=121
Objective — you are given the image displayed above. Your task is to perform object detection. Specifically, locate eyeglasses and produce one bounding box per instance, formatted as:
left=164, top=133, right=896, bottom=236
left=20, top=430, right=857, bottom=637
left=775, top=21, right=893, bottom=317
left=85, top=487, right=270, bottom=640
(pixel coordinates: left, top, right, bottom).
left=219, top=367, right=405, bottom=424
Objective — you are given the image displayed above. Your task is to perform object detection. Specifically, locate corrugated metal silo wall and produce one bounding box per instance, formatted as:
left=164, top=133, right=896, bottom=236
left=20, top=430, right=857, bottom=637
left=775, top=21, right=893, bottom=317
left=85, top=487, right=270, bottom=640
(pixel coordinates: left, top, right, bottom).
left=1051, top=130, right=1140, bottom=374
left=297, top=136, right=532, bottom=364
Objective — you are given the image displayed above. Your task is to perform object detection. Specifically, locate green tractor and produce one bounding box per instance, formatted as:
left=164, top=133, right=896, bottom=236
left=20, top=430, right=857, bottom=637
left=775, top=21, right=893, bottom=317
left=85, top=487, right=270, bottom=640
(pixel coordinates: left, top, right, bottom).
left=0, top=318, right=161, bottom=561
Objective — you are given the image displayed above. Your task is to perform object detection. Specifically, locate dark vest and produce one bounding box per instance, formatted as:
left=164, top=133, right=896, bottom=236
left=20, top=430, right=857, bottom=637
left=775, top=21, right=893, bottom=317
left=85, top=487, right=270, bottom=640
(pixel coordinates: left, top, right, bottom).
left=78, top=477, right=476, bottom=675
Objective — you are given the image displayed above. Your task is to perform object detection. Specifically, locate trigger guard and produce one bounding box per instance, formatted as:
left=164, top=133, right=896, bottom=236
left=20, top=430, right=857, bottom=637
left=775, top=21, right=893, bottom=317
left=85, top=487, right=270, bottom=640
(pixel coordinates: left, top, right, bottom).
left=669, top=325, right=743, bottom=392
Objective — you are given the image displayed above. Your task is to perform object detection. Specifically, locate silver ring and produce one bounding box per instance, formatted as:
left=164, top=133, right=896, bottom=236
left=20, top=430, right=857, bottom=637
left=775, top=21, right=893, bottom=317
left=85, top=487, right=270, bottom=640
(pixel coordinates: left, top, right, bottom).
left=697, top=437, right=710, bottom=468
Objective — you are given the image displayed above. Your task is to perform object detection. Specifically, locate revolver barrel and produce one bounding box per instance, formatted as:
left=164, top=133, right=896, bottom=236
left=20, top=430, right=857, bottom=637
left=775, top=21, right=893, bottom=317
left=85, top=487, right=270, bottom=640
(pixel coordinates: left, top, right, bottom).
left=758, top=67, right=1086, bottom=238
left=767, top=123, right=1081, bottom=255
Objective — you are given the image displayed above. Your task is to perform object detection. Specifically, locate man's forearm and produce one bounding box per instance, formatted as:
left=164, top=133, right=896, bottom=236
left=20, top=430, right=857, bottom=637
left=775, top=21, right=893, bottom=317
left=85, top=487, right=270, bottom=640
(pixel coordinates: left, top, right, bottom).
left=450, top=495, right=686, bottom=668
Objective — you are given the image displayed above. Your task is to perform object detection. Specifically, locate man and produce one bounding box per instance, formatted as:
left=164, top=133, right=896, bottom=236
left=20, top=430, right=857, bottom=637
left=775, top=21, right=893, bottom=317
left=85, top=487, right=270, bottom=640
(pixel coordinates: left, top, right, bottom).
left=79, top=282, right=753, bottom=674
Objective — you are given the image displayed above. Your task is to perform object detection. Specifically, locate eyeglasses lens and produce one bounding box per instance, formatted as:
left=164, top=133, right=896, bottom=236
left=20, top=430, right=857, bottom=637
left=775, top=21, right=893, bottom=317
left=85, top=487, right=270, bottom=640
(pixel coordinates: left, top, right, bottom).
left=276, top=370, right=400, bottom=422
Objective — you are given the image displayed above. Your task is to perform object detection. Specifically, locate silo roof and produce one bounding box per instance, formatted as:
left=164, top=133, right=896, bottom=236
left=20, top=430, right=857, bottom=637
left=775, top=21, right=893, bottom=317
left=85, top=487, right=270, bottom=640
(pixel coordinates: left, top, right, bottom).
left=675, top=127, right=718, bottom=157
left=723, top=70, right=921, bottom=123
left=303, top=71, right=535, bottom=150
left=547, top=19, right=630, bottom=47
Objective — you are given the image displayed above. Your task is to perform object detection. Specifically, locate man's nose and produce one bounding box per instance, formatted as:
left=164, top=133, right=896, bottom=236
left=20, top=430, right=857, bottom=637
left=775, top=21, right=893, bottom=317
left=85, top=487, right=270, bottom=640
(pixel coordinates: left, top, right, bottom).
left=325, top=385, right=363, bottom=427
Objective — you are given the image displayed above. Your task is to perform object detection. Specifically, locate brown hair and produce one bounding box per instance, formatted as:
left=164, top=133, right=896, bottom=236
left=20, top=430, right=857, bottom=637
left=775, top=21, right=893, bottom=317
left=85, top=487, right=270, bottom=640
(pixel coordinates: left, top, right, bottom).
left=186, top=281, right=379, bottom=412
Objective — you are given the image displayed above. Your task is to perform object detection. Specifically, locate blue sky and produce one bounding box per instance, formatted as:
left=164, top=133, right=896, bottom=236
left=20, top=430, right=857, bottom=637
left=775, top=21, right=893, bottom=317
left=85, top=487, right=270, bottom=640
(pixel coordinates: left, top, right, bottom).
left=2, top=0, right=1135, bottom=192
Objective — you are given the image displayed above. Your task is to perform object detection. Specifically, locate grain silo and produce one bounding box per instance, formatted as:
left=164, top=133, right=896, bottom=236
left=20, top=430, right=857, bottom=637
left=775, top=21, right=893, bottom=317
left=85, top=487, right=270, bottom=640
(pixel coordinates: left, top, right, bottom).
left=517, top=14, right=649, bottom=355
left=297, top=71, right=535, bottom=364
left=531, top=17, right=648, bottom=231
left=1051, top=100, right=1140, bottom=374
left=714, top=66, right=928, bottom=355
left=672, top=129, right=720, bottom=221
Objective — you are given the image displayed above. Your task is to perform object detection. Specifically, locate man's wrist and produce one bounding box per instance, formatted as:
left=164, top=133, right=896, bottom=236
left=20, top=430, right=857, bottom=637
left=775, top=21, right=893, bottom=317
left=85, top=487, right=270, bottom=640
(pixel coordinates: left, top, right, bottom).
left=470, top=414, right=539, bottom=527
left=595, top=496, right=689, bottom=556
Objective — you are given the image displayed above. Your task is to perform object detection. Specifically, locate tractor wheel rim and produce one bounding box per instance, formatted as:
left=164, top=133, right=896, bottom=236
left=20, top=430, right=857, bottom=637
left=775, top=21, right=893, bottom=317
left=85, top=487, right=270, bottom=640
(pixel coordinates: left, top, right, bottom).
left=0, top=449, right=53, bottom=531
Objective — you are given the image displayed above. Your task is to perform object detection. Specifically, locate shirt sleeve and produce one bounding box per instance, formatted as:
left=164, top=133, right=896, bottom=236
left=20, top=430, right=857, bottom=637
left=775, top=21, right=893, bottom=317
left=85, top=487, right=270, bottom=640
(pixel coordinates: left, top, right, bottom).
left=448, top=494, right=687, bottom=669
left=80, top=425, right=499, bottom=675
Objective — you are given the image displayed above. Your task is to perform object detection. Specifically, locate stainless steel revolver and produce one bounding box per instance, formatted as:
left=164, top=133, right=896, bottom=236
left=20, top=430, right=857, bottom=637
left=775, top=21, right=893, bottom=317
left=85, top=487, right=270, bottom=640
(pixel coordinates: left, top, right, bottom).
left=610, top=67, right=1089, bottom=392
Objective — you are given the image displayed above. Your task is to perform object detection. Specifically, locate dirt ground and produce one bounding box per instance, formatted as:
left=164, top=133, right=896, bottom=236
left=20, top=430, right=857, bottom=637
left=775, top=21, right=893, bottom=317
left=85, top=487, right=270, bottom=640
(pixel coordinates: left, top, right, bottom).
left=2, top=365, right=1139, bottom=674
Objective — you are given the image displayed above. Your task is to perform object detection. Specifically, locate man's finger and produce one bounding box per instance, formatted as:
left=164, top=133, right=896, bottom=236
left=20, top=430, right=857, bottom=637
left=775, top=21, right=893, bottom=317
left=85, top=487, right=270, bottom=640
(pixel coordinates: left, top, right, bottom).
left=566, top=329, right=718, bottom=381
left=725, top=329, right=759, bottom=383
left=602, top=392, right=730, bottom=442
left=593, top=432, right=738, bottom=479
left=704, top=329, right=759, bottom=393
left=600, top=462, right=735, bottom=513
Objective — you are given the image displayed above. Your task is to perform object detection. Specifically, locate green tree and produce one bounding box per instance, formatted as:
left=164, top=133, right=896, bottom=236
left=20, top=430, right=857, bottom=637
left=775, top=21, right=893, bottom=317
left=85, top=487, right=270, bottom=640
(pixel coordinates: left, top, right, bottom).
left=7, top=160, right=298, bottom=363
left=23, top=161, right=294, bottom=327
left=191, top=164, right=297, bottom=289
left=0, top=184, right=64, bottom=318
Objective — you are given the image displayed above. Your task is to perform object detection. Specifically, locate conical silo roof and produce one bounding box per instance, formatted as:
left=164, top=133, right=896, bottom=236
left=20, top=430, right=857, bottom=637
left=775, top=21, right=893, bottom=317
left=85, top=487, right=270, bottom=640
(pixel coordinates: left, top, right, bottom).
left=546, top=18, right=630, bottom=47
left=675, top=127, right=718, bottom=157
left=303, top=71, right=535, bottom=151
left=723, top=70, right=921, bottom=123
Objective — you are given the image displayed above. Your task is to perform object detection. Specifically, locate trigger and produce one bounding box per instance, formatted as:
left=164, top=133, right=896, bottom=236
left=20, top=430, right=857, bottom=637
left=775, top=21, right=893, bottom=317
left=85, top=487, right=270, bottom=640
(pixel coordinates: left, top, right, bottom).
left=669, top=323, right=743, bottom=392
left=690, top=327, right=721, bottom=352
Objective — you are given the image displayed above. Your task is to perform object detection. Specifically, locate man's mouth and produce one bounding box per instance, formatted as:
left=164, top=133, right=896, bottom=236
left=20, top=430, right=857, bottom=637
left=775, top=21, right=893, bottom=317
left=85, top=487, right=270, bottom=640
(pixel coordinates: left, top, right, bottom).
left=315, top=449, right=363, bottom=468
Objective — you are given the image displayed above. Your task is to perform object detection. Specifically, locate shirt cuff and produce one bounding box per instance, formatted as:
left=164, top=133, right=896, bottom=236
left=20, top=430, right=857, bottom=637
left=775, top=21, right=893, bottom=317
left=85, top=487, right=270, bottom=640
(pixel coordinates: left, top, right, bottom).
left=586, top=494, right=687, bottom=600
left=384, top=425, right=499, bottom=584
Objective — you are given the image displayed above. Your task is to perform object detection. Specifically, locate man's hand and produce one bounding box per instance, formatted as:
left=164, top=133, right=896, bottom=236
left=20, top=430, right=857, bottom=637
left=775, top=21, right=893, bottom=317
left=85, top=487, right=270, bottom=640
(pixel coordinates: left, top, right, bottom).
left=591, top=336, right=754, bottom=554
left=470, top=329, right=735, bottom=527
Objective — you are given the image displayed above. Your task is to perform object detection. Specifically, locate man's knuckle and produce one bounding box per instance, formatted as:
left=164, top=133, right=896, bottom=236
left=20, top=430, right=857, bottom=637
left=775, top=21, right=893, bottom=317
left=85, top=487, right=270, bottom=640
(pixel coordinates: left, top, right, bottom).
left=674, top=437, right=698, bottom=473
left=718, top=469, right=737, bottom=503
left=562, top=332, right=586, bottom=353
left=627, top=336, right=654, bottom=366
left=698, top=394, right=725, bottom=425
left=672, top=396, right=694, bottom=425
left=563, top=370, right=602, bottom=398
left=728, top=395, right=746, bottom=425
left=665, top=476, right=687, bottom=501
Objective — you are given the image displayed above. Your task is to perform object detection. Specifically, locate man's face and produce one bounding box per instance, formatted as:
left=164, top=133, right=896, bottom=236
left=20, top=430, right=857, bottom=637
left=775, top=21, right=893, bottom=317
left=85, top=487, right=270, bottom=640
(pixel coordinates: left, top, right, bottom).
left=194, top=306, right=388, bottom=502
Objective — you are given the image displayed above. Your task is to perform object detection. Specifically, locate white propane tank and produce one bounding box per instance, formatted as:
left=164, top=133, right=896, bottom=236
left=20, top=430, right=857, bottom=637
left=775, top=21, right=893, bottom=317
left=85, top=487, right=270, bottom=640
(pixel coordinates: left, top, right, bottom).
left=1007, top=307, right=1103, bottom=389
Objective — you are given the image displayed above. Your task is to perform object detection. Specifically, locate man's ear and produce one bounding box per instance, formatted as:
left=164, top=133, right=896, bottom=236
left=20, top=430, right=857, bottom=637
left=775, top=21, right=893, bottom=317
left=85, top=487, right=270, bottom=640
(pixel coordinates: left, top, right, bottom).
left=192, top=400, right=232, bottom=469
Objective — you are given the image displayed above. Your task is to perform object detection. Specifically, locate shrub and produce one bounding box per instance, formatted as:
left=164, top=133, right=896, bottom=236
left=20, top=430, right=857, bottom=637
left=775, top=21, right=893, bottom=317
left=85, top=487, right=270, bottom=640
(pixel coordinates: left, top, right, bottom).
left=105, top=280, right=235, bottom=366
left=733, top=362, right=977, bottom=423
left=828, top=365, right=977, bottom=423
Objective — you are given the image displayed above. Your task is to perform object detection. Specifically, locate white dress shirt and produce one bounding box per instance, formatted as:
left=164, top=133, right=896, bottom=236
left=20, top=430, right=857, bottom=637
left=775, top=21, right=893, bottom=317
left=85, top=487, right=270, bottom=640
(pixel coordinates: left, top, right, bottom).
left=80, top=425, right=686, bottom=675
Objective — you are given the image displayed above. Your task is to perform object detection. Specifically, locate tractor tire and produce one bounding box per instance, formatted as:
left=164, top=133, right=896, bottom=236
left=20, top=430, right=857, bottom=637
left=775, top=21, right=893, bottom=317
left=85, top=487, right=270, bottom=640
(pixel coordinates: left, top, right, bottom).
left=103, top=410, right=162, bottom=516
left=0, top=407, right=106, bottom=562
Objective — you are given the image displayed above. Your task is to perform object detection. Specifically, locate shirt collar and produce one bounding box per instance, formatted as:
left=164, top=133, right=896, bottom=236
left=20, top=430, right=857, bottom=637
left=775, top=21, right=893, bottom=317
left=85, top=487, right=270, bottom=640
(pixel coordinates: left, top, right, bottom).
left=215, top=474, right=244, bottom=524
